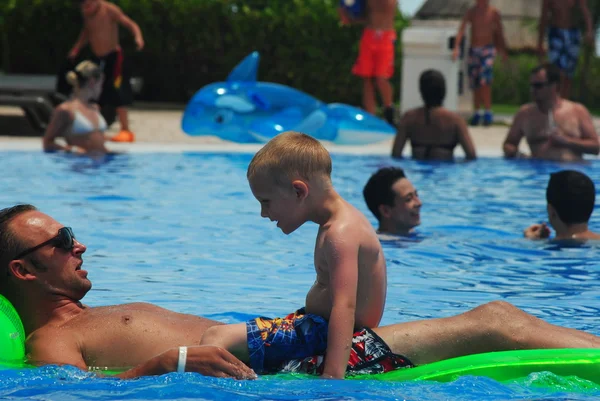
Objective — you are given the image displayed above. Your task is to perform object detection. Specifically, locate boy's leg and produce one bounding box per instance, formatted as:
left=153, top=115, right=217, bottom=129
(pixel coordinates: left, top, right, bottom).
left=200, top=323, right=250, bottom=362
left=373, top=30, right=397, bottom=126
left=373, top=301, right=600, bottom=367
left=111, top=107, right=135, bottom=142
left=561, top=74, right=573, bottom=99
left=375, top=77, right=395, bottom=125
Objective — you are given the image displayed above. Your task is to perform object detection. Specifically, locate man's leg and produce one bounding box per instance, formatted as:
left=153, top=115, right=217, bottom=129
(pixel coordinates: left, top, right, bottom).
left=561, top=74, right=573, bottom=99
left=375, top=77, right=395, bottom=125
left=363, top=78, right=377, bottom=115
left=373, top=301, right=600, bottom=366
left=117, top=107, right=130, bottom=132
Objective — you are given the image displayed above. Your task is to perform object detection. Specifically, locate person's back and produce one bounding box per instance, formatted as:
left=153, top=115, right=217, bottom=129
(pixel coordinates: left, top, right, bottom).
left=200, top=131, right=387, bottom=379
left=392, top=69, right=476, bottom=160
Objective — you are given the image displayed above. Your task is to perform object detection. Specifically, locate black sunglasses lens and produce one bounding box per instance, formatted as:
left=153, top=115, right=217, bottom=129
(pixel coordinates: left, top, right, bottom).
left=58, top=227, right=74, bottom=250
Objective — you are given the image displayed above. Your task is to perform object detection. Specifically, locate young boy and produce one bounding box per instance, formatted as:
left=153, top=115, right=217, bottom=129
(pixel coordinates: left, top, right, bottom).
left=339, top=0, right=398, bottom=126
left=200, top=131, right=390, bottom=379
left=537, top=0, right=594, bottom=99
left=452, top=0, right=508, bottom=127
left=68, top=0, right=145, bottom=142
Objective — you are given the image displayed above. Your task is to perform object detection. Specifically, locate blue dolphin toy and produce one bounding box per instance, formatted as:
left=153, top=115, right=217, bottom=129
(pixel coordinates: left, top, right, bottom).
left=181, top=52, right=395, bottom=144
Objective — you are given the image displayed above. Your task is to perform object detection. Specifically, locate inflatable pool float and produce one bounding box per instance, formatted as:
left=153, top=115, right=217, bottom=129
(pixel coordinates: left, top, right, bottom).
left=181, top=52, right=396, bottom=145
left=1, top=294, right=599, bottom=387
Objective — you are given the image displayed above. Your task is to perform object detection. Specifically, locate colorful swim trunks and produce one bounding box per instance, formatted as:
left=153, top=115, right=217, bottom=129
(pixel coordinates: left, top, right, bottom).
left=280, top=327, right=414, bottom=376
left=352, top=28, right=397, bottom=79
left=548, top=26, right=581, bottom=78
left=246, top=308, right=329, bottom=373
left=467, top=45, right=496, bottom=89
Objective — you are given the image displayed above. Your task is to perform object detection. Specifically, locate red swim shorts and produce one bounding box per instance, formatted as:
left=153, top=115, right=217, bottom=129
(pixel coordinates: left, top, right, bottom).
left=352, top=28, right=397, bottom=79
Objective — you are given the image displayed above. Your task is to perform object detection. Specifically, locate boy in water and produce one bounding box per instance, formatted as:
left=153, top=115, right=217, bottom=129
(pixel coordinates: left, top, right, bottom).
left=68, top=0, right=145, bottom=142
left=339, top=0, right=398, bottom=126
left=452, top=0, right=508, bottom=126
left=537, top=0, right=594, bottom=99
left=200, top=131, right=395, bottom=379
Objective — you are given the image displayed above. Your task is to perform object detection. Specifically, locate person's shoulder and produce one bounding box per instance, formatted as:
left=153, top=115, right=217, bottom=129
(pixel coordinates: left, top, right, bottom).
left=54, top=103, right=74, bottom=119
left=104, top=1, right=123, bottom=15
left=515, top=103, right=536, bottom=116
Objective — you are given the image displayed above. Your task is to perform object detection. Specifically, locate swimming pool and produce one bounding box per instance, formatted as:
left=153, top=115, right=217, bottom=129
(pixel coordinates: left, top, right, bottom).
left=1, top=151, right=600, bottom=400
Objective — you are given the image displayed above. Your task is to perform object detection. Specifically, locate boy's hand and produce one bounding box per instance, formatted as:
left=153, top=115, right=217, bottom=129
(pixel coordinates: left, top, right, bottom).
left=524, top=223, right=551, bottom=239
left=135, top=36, right=145, bottom=51
left=337, top=7, right=350, bottom=26
left=452, top=47, right=459, bottom=61
left=68, top=48, right=79, bottom=60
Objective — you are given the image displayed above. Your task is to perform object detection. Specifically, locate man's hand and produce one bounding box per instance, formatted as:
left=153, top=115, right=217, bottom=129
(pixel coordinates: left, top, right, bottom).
left=548, top=133, right=571, bottom=147
left=184, top=346, right=256, bottom=379
left=524, top=223, right=551, bottom=239
left=68, top=48, right=79, bottom=60
left=452, top=47, right=459, bottom=61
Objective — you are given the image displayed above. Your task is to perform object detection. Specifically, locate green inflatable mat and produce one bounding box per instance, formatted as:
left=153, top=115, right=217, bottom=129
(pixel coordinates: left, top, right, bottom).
left=1, top=293, right=600, bottom=386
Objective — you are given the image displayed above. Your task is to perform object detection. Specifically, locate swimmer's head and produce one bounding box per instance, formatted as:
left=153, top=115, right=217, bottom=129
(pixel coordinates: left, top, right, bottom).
left=247, top=131, right=332, bottom=189
left=530, top=63, right=560, bottom=103
left=78, top=0, right=101, bottom=16
left=247, top=132, right=332, bottom=234
left=419, top=69, right=446, bottom=109
left=66, top=61, right=104, bottom=98
left=363, top=167, right=421, bottom=235
left=546, top=170, right=595, bottom=226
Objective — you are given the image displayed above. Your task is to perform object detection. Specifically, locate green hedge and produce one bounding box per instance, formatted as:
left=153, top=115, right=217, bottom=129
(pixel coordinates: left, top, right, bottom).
left=0, top=0, right=408, bottom=104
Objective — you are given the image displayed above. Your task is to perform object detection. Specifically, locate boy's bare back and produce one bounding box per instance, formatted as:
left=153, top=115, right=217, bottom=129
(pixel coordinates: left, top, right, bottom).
left=466, top=5, right=502, bottom=48
left=306, top=198, right=386, bottom=329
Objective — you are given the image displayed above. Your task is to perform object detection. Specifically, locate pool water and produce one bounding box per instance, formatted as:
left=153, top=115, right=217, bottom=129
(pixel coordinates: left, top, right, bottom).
left=1, top=151, right=600, bottom=400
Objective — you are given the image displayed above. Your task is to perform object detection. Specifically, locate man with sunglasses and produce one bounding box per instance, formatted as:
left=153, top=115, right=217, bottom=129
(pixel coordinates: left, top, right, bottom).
left=503, top=63, right=599, bottom=162
left=2, top=204, right=600, bottom=380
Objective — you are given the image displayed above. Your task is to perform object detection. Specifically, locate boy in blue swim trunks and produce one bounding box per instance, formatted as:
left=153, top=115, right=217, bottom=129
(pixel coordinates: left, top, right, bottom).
left=453, top=0, right=508, bottom=126
left=200, top=131, right=406, bottom=378
left=537, top=0, right=594, bottom=99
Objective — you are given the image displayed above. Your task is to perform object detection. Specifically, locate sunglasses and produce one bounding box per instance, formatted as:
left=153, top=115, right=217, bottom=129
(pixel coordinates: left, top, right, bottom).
left=530, top=81, right=550, bottom=89
left=13, top=227, right=75, bottom=260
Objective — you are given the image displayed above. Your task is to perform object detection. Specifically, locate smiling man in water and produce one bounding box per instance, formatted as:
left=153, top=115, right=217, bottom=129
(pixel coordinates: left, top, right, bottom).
left=2, top=204, right=600, bottom=379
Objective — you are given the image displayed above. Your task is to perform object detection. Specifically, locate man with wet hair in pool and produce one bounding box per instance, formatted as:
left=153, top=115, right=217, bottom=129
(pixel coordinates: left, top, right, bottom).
left=363, top=167, right=422, bottom=236
left=503, top=63, right=599, bottom=162
left=2, top=204, right=600, bottom=379
left=524, top=170, right=600, bottom=241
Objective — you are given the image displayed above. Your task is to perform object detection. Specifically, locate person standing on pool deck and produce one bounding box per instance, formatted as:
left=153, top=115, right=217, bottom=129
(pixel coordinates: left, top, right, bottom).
left=452, top=0, right=508, bottom=127
left=3, top=204, right=600, bottom=379
left=338, top=0, right=398, bottom=126
left=524, top=170, right=600, bottom=241
left=537, top=0, right=594, bottom=99
left=200, top=131, right=393, bottom=379
left=68, top=0, right=144, bottom=143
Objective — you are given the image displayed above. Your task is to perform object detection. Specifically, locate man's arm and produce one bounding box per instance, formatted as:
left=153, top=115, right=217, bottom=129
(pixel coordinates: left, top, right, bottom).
left=108, top=4, right=144, bottom=50
left=452, top=8, right=472, bottom=61
left=551, top=105, right=600, bottom=155
left=27, top=330, right=254, bottom=379
left=68, top=28, right=88, bottom=59
left=537, top=0, right=550, bottom=59
left=321, top=229, right=359, bottom=379
left=116, top=346, right=256, bottom=379
left=503, top=108, right=527, bottom=158
left=578, top=0, right=595, bottom=44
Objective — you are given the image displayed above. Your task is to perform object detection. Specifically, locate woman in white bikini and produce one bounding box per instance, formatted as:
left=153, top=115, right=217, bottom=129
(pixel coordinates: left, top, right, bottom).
left=43, top=61, right=111, bottom=155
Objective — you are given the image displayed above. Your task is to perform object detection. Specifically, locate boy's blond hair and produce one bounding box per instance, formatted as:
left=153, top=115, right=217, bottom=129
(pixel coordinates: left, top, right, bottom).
left=247, top=131, right=332, bottom=186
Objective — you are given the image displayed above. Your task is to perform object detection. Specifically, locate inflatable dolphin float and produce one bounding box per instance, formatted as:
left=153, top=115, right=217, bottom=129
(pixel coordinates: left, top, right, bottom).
left=181, top=52, right=395, bottom=144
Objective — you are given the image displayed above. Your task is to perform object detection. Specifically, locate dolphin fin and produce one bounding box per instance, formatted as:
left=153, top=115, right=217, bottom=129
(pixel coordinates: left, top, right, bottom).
left=227, top=52, right=260, bottom=83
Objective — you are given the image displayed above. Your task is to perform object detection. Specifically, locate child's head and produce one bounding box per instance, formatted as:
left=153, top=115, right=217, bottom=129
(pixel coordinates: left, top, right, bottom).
left=78, top=0, right=101, bottom=16
left=546, top=170, right=595, bottom=227
left=247, top=131, right=332, bottom=234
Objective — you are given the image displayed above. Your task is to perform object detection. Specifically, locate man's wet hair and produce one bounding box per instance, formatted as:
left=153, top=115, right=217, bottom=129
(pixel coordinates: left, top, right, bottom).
left=546, top=170, right=596, bottom=225
left=531, top=63, right=561, bottom=85
left=363, top=167, right=407, bottom=222
left=0, top=204, right=37, bottom=273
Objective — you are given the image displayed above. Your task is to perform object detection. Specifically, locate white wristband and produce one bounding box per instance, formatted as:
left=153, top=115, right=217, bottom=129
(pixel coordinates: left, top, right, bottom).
left=177, top=346, right=188, bottom=373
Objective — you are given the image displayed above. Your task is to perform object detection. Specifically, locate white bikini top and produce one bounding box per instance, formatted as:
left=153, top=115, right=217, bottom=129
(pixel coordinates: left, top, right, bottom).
left=71, top=110, right=107, bottom=135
